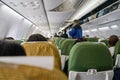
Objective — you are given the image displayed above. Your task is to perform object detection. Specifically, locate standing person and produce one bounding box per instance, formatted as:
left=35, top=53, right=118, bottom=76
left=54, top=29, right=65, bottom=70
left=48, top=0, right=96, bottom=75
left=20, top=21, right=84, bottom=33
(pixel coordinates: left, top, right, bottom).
left=61, top=29, right=68, bottom=38
left=54, top=33, right=59, bottom=37
left=69, top=20, right=82, bottom=39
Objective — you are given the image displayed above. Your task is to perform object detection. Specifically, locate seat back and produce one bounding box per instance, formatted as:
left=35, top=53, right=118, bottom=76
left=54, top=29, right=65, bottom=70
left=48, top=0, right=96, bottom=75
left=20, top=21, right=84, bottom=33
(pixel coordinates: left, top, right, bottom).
left=69, top=42, right=113, bottom=72
left=22, top=42, right=61, bottom=69
left=58, top=38, right=65, bottom=49
left=0, top=63, right=67, bottom=80
left=61, top=39, right=75, bottom=55
left=113, top=40, right=120, bottom=64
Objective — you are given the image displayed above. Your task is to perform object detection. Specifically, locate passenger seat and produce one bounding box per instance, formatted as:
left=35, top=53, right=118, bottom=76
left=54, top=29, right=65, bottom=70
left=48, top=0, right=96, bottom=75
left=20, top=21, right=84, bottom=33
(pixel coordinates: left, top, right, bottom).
left=68, top=42, right=113, bottom=80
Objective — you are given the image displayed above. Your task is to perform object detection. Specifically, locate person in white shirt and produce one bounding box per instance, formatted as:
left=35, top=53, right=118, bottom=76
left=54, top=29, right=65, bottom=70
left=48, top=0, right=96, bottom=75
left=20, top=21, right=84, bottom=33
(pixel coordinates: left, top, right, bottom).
left=108, top=35, right=119, bottom=56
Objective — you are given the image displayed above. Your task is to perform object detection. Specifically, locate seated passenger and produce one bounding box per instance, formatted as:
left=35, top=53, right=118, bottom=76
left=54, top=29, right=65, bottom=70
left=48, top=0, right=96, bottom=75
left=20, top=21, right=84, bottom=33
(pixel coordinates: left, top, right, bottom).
left=0, top=40, right=26, bottom=56
left=108, top=35, right=119, bottom=56
left=27, top=34, right=47, bottom=42
left=74, top=37, right=87, bottom=44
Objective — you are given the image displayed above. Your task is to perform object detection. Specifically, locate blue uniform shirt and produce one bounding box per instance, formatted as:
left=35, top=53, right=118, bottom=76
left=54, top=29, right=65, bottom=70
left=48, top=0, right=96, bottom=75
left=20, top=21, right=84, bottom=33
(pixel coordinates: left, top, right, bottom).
left=69, top=25, right=82, bottom=39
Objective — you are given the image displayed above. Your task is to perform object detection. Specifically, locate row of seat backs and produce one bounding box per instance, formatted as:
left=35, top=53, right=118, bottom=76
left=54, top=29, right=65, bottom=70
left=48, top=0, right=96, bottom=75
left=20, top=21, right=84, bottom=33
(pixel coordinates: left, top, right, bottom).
left=61, top=39, right=75, bottom=55
left=54, top=38, right=76, bottom=56
left=58, top=38, right=65, bottom=49
left=55, top=38, right=99, bottom=53
left=55, top=37, right=99, bottom=46
left=55, top=38, right=111, bottom=57
left=22, top=42, right=61, bottom=69
left=68, top=42, right=113, bottom=72
left=57, top=38, right=101, bottom=56
left=54, top=38, right=61, bottom=46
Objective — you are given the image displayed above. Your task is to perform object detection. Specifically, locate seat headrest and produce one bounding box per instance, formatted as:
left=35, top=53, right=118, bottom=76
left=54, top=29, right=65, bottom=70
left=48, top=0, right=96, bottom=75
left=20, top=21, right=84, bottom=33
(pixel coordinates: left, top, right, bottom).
left=69, top=42, right=113, bottom=72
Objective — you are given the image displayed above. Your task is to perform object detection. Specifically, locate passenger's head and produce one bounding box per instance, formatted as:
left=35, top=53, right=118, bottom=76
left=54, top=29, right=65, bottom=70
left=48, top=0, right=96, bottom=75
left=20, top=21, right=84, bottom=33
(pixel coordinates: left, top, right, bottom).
left=0, top=40, right=26, bottom=56
left=109, top=35, right=119, bottom=47
left=4, top=37, right=14, bottom=40
left=73, top=20, right=79, bottom=26
left=27, top=34, right=47, bottom=42
left=74, top=38, right=87, bottom=44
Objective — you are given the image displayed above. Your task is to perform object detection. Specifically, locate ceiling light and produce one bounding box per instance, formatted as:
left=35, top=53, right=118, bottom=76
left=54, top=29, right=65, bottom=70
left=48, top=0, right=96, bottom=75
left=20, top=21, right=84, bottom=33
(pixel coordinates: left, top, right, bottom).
left=20, top=2, right=27, bottom=7
left=111, top=25, right=118, bottom=29
left=84, top=30, right=90, bottom=33
left=30, top=1, right=40, bottom=9
left=59, top=27, right=65, bottom=31
left=98, top=27, right=109, bottom=31
left=10, top=2, right=17, bottom=7
left=24, top=19, right=32, bottom=25
left=32, top=25, right=36, bottom=28
left=90, top=29, right=98, bottom=32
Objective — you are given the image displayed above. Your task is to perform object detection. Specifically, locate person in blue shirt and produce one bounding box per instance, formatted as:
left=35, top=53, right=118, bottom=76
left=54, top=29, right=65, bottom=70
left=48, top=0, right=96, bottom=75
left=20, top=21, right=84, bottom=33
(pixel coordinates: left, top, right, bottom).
left=69, top=20, right=82, bottom=39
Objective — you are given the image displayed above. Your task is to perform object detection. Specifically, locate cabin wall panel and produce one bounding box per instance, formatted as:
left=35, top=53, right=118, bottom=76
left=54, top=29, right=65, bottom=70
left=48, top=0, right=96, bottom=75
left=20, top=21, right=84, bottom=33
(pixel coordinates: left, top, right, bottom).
left=0, top=4, right=32, bottom=40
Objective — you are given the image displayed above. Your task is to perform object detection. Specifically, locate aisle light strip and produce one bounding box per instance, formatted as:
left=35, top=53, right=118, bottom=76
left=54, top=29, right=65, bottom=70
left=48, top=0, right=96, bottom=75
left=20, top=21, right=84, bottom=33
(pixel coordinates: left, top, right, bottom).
left=111, top=25, right=118, bottom=29
left=98, top=27, right=109, bottom=31
left=24, top=19, right=32, bottom=25
left=84, top=30, right=90, bottom=33
left=90, top=29, right=98, bottom=32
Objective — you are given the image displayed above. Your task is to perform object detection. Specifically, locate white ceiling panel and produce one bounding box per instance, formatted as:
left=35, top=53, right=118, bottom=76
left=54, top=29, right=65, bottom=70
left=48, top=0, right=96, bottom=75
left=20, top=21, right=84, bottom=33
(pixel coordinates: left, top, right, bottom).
left=43, top=0, right=65, bottom=10
left=2, top=0, right=50, bottom=33
left=1, top=0, right=106, bottom=35
left=47, top=10, right=74, bottom=30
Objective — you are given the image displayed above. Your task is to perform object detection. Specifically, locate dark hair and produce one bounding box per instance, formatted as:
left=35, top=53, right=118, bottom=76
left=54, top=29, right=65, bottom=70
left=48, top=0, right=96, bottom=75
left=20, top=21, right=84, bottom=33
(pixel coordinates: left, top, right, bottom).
left=27, top=34, right=47, bottom=42
left=4, top=37, right=14, bottom=40
left=0, top=40, right=26, bottom=56
left=74, top=38, right=87, bottom=44
left=109, top=35, right=119, bottom=47
left=74, top=20, right=79, bottom=23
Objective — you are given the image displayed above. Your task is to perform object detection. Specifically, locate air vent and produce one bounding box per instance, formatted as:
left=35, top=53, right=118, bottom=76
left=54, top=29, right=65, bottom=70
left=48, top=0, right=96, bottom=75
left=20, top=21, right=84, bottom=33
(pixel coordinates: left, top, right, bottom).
left=50, top=0, right=74, bottom=12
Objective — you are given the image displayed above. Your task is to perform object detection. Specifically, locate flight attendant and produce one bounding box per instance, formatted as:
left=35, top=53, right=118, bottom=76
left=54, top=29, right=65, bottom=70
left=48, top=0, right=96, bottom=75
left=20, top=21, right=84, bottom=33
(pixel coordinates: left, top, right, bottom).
left=69, top=20, right=82, bottom=39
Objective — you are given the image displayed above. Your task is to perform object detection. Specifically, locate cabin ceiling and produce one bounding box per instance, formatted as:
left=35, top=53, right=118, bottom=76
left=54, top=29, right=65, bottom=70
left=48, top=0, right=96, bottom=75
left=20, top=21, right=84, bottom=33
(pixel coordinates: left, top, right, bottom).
left=1, top=0, right=84, bottom=35
left=1, top=0, right=106, bottom=35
